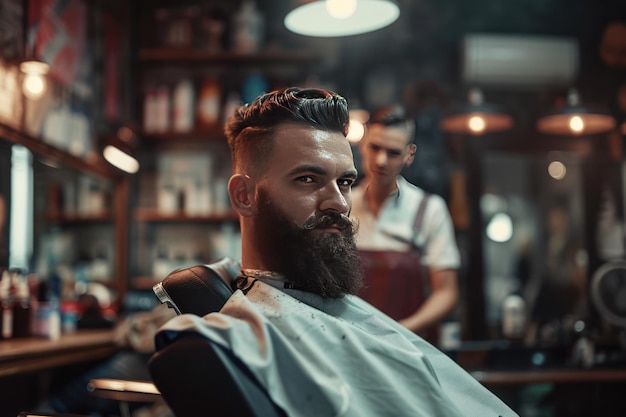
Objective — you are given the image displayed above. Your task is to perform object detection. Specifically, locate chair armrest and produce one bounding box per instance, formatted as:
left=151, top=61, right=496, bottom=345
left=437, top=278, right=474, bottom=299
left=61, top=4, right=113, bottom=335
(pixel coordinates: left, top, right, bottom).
left=86, top=378, right=161, bottom=403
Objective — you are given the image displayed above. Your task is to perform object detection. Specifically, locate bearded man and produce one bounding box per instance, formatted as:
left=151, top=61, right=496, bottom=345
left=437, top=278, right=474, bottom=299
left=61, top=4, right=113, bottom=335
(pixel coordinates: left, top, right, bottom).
left=155, top=87, right=517, bottom=417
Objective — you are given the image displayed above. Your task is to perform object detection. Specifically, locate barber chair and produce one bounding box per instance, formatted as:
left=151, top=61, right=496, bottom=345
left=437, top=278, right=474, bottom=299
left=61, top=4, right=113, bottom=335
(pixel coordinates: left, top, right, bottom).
left=148, top=258, right=287, bottom=417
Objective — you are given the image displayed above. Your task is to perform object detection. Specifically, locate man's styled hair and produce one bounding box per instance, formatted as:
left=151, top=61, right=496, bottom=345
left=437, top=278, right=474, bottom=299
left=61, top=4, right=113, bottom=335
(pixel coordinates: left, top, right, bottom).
left=225, top=87, right=349, bottom=174
left=366, top=104, right=416, bottom=144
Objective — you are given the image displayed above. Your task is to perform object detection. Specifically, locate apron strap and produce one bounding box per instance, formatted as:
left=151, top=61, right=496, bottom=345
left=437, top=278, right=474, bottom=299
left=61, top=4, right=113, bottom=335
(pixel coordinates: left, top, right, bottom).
left=411, top=192, right=430, bottom=250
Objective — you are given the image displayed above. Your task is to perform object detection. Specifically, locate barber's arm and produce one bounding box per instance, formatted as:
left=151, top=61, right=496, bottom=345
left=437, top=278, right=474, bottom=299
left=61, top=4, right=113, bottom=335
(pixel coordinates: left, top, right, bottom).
left=398, top=268, right=459, bottom=334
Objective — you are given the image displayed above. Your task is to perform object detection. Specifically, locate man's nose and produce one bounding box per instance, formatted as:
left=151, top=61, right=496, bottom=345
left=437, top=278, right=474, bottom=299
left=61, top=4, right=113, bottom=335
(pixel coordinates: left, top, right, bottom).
left=319, top=183, right=350, bottom=214
left=375, top=150, right=388, bottom=167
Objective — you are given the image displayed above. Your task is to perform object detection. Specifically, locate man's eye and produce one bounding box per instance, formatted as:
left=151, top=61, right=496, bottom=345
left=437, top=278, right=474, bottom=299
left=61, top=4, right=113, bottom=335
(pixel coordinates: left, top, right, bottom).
left=297, top=176, right=314, bottom=183
left=338, top=179, right=354, bottom=187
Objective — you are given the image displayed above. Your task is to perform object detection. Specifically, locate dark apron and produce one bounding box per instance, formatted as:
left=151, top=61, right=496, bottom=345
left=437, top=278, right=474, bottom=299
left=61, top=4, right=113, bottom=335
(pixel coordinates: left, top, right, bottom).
left=358, top=194, right=438, bottom=343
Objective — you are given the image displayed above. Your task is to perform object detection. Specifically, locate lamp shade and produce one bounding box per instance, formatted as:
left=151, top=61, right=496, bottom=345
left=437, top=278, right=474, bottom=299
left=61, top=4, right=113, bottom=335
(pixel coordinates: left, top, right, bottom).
left=440, top=88, right=514, bottom=135
left=284, top=0, right=400, bottom=37
left=536, top=89, right=616, bottom=135
left=102, top=126, right=140, bottom=174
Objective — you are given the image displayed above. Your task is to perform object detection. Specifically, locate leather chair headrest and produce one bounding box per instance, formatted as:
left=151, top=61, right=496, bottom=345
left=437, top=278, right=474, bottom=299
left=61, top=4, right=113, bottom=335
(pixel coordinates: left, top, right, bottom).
left=153, top=257, right=241, bottom=316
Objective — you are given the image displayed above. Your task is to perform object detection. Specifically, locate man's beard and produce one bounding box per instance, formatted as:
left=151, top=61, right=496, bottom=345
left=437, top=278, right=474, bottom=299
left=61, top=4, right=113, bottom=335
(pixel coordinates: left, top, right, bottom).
left=252, top=188, right=363, bottom=298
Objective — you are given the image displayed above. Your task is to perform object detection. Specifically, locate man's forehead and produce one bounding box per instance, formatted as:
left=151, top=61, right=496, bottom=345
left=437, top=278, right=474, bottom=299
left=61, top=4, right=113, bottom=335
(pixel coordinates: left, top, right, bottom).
left=365, top=124, right=411, bottom=147
left=270, top=123, right=355, bottom=172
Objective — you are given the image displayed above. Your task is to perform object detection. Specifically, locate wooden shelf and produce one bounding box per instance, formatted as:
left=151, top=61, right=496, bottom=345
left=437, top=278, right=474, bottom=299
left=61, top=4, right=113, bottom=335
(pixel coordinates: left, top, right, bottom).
left=42, top=212, right=115, bottom=224
left=0, top=330, right=117, bottom=378
left=141, top=128, right=225, bottom=141
left=138, top=48, right=321, bottom=66
left=0, top=123, right=121, bottom=181
left=134, top=208, right=239, bottom=222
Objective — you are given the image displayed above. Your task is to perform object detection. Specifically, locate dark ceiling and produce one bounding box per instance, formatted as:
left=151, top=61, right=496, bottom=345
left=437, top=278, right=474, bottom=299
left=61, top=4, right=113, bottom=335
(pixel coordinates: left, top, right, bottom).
left=253, top=0, right=626, bottom=119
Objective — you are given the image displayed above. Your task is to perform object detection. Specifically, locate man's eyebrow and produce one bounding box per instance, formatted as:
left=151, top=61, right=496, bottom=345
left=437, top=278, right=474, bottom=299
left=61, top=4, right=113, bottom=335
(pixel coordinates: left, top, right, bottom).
left=342, top=169, right=358, bottom=179
left=287, top=165, right=358, bottom=179
left=288, top=165, right=327, bottom=176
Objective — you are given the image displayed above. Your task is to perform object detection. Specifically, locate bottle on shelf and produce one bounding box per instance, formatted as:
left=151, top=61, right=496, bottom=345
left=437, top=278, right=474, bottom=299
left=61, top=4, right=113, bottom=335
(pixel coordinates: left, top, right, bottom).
left=11, top=270, right=32, bottom=338
left=172, top=79, right=195, bottom=132
left=231, top=0, right=264, bottom=53
left=143, top=86, right=158, bottom=133
left=197, top=76, right=221, bottom=129
left=155, top=85, right=171, bottom=133
left=501, top=293, right=527, bottom=343
left=222, top=91, right=242, bottom=125
left=1, top=270, right=14, bottom=339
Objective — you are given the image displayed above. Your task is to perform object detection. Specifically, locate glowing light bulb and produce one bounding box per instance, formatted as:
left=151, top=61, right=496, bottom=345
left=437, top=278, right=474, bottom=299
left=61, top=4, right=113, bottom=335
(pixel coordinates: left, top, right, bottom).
left=326, top=0, right=357, bottom=19
left=346, top=119, right=365, bottom=143
left=486, top=212, right=513, bottom=243
left=548, top=160, right=567, bottom=180
left=569, top=115, right=584, bottom=133
left=468, top=115, right=486, bottom=133
left=22, top=73, right=46, bottom=100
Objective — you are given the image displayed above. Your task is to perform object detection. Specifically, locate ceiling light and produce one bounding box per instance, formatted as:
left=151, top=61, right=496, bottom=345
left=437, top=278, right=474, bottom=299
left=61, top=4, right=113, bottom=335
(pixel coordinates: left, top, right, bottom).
left=536, top=88, right=616, bottom=136
left=284, top=0, right=400, bottom=37
left=440, top=88, right=514, bottom=135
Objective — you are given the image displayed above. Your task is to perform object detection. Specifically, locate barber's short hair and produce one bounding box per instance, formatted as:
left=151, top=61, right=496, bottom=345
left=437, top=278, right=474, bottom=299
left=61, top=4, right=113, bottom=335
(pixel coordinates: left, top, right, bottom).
left=225, top=87, right=349, bottom=174
left=366, top=104, right=416, bottom=143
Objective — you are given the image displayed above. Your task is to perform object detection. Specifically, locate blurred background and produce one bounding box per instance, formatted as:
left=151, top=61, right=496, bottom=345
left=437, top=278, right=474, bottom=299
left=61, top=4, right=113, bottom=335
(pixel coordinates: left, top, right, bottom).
left=1, top=0, right=626, bottom=415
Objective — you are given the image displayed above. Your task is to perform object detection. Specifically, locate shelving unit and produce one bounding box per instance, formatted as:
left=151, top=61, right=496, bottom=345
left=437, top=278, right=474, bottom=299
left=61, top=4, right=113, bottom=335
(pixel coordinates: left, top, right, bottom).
left=0, top=123, right=130, bottom=308
left=134, top=208, right=238, bottom=222
left=137, top=47, right=320, bottom=66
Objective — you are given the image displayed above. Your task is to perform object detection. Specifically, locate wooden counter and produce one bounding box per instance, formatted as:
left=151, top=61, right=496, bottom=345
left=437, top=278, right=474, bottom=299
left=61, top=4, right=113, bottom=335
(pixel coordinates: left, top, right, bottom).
left=471, top=368, right=626, bottom=386
left=0, top=330, right=117, bottom=378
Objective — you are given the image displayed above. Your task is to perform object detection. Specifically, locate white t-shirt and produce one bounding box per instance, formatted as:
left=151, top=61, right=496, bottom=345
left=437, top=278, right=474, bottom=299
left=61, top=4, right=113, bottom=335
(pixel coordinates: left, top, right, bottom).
left=351, top=176, right=461, bottom=270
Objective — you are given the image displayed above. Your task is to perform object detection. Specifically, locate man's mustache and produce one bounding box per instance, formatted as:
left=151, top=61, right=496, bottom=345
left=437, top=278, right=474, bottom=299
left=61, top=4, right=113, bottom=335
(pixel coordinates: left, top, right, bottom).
left=301, top=212, right=355, bottom=231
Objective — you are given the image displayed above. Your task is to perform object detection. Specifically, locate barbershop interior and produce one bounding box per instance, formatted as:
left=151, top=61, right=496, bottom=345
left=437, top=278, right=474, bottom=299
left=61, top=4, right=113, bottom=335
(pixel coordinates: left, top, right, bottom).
left=1, top=0, right=626, bottom=416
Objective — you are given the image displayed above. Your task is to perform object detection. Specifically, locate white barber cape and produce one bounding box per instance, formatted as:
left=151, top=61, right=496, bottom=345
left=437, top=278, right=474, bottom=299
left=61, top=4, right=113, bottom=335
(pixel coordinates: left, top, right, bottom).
left=156, top=277, right=518, bottom=417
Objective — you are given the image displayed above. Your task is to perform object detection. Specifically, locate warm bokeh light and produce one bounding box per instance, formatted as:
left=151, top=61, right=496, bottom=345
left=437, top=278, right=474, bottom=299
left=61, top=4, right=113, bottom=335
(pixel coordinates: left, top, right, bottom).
left=468, top=115, right=486, bottom=133
left=548, top=160, right=567, bottom=180
left=569, top=115, right=584, bottom=133
left=326, top=0, right=357, bottom=19
left=486, top=212, right=513, bottom=243
left=22, top=73, right=46, bottom=100
left=347, top=119, right=365, bottom=143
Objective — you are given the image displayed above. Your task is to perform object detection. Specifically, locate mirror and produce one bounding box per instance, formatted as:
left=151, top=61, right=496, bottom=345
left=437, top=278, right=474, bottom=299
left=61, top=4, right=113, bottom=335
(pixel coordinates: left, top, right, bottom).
left=481, top=150, right=589, bottom=344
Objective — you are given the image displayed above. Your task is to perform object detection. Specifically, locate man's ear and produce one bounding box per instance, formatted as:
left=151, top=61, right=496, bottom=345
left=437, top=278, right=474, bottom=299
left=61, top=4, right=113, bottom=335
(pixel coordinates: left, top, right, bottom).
left=405, top=144, right=417, bottom=166
left=228, top=174, right=254, bottom=217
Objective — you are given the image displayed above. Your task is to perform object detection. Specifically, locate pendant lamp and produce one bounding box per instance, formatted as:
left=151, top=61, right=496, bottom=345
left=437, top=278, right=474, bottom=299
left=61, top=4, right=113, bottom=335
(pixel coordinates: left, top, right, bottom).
left=102, top=126, right=140, bottom=174
left=20, top=13, right=50, bottom=100
left=440, top=88, right=514, bottom=135
left=536, top=88, right=616, bottom=135
left=284, top=0, right=400, bottom=37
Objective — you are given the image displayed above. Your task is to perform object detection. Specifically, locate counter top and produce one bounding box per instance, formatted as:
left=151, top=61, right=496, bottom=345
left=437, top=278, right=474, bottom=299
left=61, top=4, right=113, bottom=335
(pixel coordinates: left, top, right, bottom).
left=0, top=330, right=117, bottom=377
left=471, top=368, right=626, bottom=386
